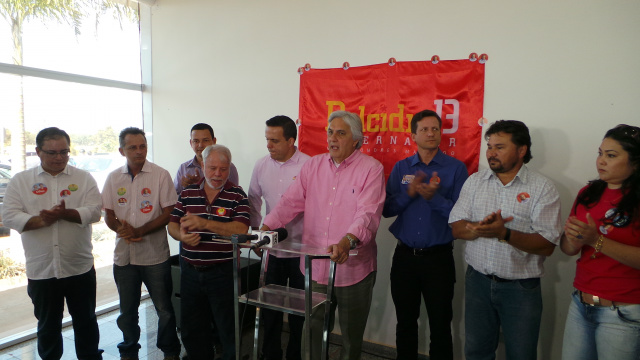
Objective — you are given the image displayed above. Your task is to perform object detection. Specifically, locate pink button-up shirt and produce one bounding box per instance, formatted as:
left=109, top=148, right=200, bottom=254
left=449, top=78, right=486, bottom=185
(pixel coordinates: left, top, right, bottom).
left=263, top=150, right=385, bottom=286
left=248, top=149, right=310, bottom=258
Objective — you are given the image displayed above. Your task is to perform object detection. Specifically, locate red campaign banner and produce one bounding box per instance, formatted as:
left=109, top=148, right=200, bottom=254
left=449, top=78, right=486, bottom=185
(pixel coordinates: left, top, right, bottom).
left=298, top=59, right=485, bottom=178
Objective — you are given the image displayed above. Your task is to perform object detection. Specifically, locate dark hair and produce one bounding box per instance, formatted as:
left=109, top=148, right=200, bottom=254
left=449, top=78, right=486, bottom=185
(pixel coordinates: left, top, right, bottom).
left=411, top=110, right=442, bottom=134
left=191, top=123, right=215, bottom=139
left=575, top=124, right=640, bottom=224
left=485, top=120, right=533, bottom=163
left=36, top=127, right=70, bottom=149
left=265, top=115, right=297, bottom=141
left=119, top=127, right=146, bottom=148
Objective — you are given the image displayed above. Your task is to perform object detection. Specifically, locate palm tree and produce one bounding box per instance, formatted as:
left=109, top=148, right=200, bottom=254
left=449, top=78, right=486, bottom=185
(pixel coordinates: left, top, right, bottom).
left=0, top=0, right=136, bottom=172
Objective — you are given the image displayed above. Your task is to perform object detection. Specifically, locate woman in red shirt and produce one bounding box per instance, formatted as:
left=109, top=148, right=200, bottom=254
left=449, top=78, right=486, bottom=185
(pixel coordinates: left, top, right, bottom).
left=561, top=124, right=640, bottom=360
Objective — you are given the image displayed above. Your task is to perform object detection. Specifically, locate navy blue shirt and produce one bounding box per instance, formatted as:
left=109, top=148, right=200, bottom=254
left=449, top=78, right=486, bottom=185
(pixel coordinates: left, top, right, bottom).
left=383, top=150, right=468, bottom=248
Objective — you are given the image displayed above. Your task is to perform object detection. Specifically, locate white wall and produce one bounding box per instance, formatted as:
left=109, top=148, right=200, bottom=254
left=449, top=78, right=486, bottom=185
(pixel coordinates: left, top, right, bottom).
left=149, top=1, right=640, bottom=358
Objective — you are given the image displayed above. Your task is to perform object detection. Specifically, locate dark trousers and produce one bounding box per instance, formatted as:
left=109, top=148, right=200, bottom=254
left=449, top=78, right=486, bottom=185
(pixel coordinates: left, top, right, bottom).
left=261, top=255, right=305, bottom=360
left=390, top=243, right=455, bottom=360
left=180, top=258, right=236, bottom=360
left=27, top=267, right=103, bottom=360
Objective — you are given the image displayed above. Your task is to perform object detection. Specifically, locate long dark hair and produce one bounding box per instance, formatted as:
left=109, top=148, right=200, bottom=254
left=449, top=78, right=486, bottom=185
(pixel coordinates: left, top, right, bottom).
left=575, top=124, right=640, bottom=226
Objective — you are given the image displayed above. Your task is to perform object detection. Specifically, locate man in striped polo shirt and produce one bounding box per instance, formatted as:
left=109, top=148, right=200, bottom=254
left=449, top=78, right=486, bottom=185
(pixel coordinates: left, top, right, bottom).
left=168, top=144, right=250, bottom=360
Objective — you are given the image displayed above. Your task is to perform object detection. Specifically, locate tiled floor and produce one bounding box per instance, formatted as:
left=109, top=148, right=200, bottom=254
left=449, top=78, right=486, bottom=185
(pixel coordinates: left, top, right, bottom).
left=0, top=298, right=394, bottom=360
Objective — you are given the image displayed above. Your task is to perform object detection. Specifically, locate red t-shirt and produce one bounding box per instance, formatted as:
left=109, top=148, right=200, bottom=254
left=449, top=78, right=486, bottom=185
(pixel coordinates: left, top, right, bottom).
left=572, top=186, right=640, bottom=303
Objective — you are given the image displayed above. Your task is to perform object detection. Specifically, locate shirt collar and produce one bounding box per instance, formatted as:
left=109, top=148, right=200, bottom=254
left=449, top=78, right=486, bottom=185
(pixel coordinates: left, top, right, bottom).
left=327, top=149, right=360, bottom=168
left=485, top=164, right=529, bottom=185
left=269, top=147, right=303, bottom=166
left=187, top=155, right=200, bottom=168
left=409, top=149, right=444, bottom=167
left=37, top=164, right=70, bottom=176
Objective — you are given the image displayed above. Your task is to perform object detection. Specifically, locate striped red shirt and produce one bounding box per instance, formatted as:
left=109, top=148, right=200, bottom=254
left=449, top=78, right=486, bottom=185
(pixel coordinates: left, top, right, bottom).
left=170, top=179, right=250, bottom=265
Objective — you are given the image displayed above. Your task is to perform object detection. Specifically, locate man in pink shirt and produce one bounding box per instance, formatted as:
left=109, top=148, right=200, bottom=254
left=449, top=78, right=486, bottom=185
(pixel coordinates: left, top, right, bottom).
left=262, top=111, right=386, bottom=360
left=248, top=115, right=310, bottom=360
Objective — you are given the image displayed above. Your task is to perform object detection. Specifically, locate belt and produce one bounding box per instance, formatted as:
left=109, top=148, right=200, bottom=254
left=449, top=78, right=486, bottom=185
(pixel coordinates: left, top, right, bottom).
left=396, top=241, right=452, bottom=256
left=579, top=291, right=635, bottom=307
left=184, top=261, right=219, bottom=272
left=483, top=274, right=514, bottom=282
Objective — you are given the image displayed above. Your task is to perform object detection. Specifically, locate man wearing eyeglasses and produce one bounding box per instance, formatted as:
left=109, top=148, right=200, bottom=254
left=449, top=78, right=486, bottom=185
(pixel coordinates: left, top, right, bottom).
left=2, top=127, right=104, bottom=360
left=102, top=127, right=182, bottom=360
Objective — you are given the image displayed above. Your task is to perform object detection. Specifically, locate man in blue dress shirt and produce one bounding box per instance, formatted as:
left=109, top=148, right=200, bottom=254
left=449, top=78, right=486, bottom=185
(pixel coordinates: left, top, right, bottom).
left=383, top=109, right=468, bottom=360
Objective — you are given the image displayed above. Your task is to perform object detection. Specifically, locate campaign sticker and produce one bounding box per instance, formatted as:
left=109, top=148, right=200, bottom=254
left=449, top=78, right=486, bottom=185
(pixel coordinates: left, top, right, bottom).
left=140, top=200, right=153, bottom=213
left=401, top=175, right=415, bottom=185
left=430, top=175, right=440, bottom=185
left=216, top=207, right=227, bottom=216
left=599, top=224, right=612, bottom=235
left=68, top=184, right=78, bottom=192
left=32, top=183, right=47, bottom=195
left=141, top=188, right=152, bottom=197
left=117, top=198, right=128, bottom=207
left=117, top=187, right=127, bottom=196
left=517, top=192, right=531, bottom=203
left=60, top=189, right=71, bottom=198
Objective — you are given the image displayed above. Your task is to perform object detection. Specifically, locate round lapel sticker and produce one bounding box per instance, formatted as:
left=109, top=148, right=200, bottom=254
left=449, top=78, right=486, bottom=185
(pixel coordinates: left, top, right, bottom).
left=32, top=183, right=48, bottom=195
left=216, top=207, right=227, bottom=216
left=60, top=189, right=71, bottom=198
left=140, top=200, right=153, bottom=213
left=117, top=187, right=127, bottom=196
left=517, top=192, right=531, bottom=203
left=117, top=198, right=128, bottom=207
left=68, top=184, right=78, bottom=192
left=141, top=188, right=151, bottom=197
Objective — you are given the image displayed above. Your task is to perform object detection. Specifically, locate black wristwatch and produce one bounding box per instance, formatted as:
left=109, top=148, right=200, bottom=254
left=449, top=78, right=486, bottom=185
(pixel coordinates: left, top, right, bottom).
left=499, top=228, right=511, bottom=243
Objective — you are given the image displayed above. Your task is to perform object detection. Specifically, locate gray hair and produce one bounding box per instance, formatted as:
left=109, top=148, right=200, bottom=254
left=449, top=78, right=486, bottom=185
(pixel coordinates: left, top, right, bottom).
left=328, top=110, right=364, bottom=149
left=202, top=144, right=232, bottom=165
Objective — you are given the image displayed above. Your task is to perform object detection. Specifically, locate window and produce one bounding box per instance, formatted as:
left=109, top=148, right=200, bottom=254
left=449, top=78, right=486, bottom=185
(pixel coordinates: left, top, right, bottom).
left=0, top=1, right=150, bottom=343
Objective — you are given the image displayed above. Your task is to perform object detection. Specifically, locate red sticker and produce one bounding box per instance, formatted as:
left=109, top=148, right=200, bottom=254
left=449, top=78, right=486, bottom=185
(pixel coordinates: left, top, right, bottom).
left=430, top=175, right=441, bottom=185
left=117, top=198, right=128, bottom=206
left=140, top=200, right=153, bottom=213
left=32, top=183, right=47, bottom=195
left=517, top=192, right=531, bottom=203
left=60, top=189, right=71, bottom=198
left=141, top=188, right=151, bottom=197
left=216, top=207, right=227, bottom=216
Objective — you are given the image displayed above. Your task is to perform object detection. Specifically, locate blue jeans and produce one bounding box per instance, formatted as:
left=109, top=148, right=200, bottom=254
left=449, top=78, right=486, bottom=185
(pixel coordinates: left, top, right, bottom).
left=464, top=265, right=542, bottom=360
left=27, top=267, right=103, bottom=360
left=261, top=255, right=305, bottom=360
left=562, top=290, right=640, bottom=360
left=179, top=258, right=236, bottom=360
left=113, top=259, right=181, bottom=357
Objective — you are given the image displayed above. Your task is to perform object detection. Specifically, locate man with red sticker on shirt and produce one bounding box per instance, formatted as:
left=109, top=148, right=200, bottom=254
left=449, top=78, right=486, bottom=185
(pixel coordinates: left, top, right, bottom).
left=102, top=127, right=181, bottom=360
left=168, top=144, right=250, bottom=360
left=2, top=127, right=103, bottom=360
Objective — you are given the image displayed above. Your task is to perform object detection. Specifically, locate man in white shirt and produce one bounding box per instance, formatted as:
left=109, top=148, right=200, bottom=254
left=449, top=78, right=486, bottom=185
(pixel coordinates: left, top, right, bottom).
left=449, top=120, right=562, bottom=360
left=102, top=127, right=181, bottom=360
left=2, top=127, right=103, bottom=360
left=248, top=115, right=310, bottom=360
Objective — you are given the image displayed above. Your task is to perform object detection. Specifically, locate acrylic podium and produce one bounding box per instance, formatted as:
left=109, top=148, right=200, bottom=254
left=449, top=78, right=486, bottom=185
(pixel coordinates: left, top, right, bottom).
left=232, top=240, right=357, bottom=360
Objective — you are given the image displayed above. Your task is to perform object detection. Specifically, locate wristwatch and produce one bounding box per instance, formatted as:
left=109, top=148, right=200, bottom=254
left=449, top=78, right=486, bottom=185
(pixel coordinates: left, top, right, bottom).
left=346, top=234, right=358, bottom=249
left=499, top=228, right=511, bottom=243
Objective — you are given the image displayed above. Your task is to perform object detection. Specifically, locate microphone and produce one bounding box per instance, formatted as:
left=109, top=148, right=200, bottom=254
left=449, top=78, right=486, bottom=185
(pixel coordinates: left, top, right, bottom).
left=229, top=233, right=259, bottom=243
left=251, top=228, right=288, bottom=249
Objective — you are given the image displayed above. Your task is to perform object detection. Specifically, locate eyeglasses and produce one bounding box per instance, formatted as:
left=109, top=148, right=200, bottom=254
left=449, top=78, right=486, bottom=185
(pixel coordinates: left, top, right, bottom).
left=41, top=149, right=70, bottom=157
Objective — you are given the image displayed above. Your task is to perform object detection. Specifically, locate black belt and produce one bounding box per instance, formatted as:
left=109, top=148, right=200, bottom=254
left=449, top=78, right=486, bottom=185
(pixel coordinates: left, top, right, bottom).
left=483, top=273, right=514, bottom=282
left=396, top=241, right=452, bottom=256
left=184, top=261, right=222, bottom=272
